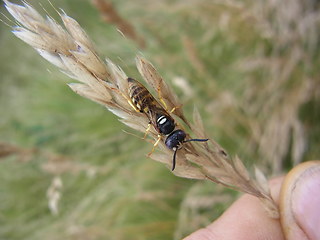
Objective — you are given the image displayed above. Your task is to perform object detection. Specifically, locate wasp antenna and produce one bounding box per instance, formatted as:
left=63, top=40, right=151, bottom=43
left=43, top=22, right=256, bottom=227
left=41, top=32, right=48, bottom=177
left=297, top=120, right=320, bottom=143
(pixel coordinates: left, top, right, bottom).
left=183, top=138, right=209, bottom=143
left=172, top=148, right=178, bottom=171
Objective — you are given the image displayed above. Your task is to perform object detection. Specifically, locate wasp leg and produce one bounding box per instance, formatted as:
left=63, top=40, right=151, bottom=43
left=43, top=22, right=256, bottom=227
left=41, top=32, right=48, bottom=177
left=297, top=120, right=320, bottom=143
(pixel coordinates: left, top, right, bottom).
left=143, top=123, right=152, bottom=139
left=156, top=84, right=182, bottom=114
left=147, top=135, right=161, bottom=157
left=169, top=106, right=177, bottom=113
left=110, top=87, right=140, bottom=113
left=156, top=84, right=169, bottom=111
left=124, top=124, right=152, bottom=141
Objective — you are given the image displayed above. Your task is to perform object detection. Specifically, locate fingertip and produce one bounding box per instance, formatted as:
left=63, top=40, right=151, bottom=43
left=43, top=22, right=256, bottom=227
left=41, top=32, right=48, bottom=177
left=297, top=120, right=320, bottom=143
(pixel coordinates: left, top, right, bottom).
left=183, top=227, right=217, bottom=240
left=280, top=160, right=320, bottom=240
left=184, top=191, right=285, bottom=240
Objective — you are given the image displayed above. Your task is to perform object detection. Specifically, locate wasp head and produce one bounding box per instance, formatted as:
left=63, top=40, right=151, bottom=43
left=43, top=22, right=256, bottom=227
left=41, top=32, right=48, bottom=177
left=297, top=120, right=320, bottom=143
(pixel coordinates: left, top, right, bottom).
left=165, top=129, right=208, bottom=171
left=165, top=129, right=186, bottom=150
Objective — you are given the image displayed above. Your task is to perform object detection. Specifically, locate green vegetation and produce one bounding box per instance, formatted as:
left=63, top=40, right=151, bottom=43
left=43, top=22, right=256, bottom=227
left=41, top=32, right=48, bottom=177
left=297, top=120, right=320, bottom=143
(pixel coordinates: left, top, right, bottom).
left=0, top=0, right=319, bottom=239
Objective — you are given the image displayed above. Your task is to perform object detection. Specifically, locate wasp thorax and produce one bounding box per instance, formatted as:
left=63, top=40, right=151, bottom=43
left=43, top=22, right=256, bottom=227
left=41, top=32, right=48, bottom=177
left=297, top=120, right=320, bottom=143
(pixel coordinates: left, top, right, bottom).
left=165, top=129, right=186, bottom=149
left=157, top=115, right=175, bottom=135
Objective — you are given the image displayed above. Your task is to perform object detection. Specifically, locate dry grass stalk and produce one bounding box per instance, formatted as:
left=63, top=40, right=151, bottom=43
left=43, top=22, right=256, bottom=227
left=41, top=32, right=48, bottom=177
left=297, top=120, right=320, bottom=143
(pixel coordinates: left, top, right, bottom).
left=239, top=0, right=320, bottom=173
left=0, top=142, right=21, bottom=158
left=257, top=82, right=312, bottom=173
left=91, top=0, right=146, bottom=48
left=47, top=176, right=63, bottom=215
left=0, top=141, right=105, bottom=216
left=0, top=142, right=36, bottom=162
left=181, top=35, right=206, bottom=76
left=0, top=141, right=102, bottom=176
left=41, top=153, right=105, bottom=177
left=5, top=1, right=278, bottom=217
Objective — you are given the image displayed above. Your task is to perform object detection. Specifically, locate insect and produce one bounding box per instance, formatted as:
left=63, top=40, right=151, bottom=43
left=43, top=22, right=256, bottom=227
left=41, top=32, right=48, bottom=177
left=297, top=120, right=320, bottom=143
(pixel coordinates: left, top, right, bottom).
left=127, top=77, right=208, bottom=171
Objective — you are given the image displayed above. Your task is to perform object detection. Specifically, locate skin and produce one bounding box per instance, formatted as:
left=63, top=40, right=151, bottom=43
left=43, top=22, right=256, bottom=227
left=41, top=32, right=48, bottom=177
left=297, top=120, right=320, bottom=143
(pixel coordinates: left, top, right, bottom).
left=184, top=161, right=320, bottom=240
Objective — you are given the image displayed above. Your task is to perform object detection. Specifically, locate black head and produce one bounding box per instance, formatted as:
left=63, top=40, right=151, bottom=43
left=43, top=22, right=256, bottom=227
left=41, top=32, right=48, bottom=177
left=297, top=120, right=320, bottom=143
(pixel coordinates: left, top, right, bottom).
left=156, top=115, right=175, bottom=135
left=165, top=129, right=186, bottom=150
left=165, top=130, right=209, bottom=171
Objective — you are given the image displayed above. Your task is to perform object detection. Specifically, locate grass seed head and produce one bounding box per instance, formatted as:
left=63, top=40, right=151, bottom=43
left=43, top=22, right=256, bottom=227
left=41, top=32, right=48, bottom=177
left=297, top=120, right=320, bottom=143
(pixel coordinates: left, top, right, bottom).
left=4, top=0, right=279, bottom=217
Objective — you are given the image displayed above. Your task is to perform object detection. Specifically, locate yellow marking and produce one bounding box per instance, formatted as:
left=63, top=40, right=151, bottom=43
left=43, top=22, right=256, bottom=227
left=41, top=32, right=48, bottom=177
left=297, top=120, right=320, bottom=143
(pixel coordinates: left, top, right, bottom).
left=170, top=104, right=182, bottom=113
left=159, top=97, right=168, bottom=110
left=128, top=100, right=140, bottom=113
left=144, top=106, right=149, bottom=113
left=110, top=86, right=140, bottom=113
left=170, top=107, right=176, bottom=113
left=143, top=123, right=152, bottom=139
left=147, top=135, right=162, bottom=157
left=157, top=85, right=168, bottom=110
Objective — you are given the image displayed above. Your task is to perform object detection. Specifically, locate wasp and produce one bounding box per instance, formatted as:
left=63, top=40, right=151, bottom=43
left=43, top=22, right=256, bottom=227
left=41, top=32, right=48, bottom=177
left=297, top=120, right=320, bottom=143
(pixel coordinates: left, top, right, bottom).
left=127, top=77, right=208, bottom=171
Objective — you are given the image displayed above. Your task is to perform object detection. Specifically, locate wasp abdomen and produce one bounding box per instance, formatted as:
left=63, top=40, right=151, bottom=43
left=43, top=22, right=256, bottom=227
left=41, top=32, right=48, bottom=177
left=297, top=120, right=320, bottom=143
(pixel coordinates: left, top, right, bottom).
left=128, top=77, right=157, bottom=114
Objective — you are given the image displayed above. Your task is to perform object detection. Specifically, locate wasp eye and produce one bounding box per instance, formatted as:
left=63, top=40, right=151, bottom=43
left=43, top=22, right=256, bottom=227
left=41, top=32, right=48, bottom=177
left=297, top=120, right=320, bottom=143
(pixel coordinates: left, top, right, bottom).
left=165, top=130, right=186, bottom=149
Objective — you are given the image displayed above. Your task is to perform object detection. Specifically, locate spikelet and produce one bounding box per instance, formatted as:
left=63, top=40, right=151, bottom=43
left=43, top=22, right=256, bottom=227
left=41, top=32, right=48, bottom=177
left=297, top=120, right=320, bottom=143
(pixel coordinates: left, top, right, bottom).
left=4, top=1, right=278, bottom=218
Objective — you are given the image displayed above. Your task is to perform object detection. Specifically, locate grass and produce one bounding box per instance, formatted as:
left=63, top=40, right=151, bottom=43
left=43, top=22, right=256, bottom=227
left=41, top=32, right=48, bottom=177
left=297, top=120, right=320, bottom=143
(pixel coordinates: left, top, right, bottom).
left=0, top=0, right=319, bottom=239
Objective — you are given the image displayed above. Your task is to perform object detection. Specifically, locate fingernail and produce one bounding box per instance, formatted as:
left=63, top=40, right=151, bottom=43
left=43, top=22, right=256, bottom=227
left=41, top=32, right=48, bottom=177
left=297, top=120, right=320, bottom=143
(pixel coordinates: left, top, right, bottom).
left=291, top=165, right=320, bottom=240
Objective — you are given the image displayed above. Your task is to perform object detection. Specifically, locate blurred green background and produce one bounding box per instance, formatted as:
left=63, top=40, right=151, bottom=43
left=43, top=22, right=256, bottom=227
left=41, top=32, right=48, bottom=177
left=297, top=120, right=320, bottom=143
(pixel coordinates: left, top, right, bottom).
left=0, top=0, right=319, bottom=239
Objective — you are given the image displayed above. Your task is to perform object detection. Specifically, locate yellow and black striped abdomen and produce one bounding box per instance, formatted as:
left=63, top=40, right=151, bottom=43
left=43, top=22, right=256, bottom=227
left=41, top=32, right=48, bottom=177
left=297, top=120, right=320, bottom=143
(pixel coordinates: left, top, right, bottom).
left=128, top=77, right=161, bottom=114
left=127, top=77, right=175, bottom=135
